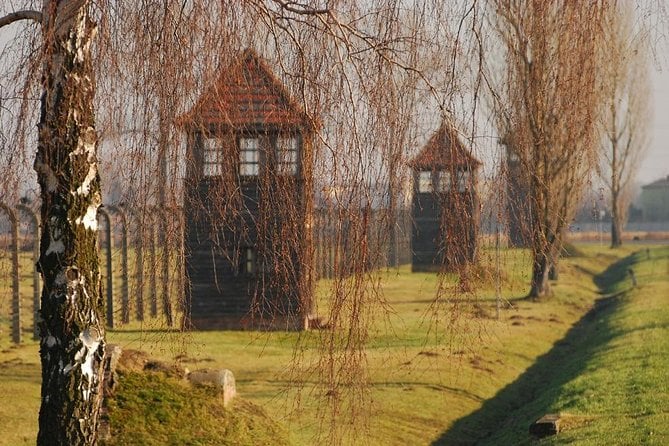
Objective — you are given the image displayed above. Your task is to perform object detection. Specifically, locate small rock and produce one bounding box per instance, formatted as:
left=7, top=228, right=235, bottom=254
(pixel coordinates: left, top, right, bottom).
left=187, top=368, right=237, bottom=407
left=100, top=344, right=123, bottom=441
left=306, top=316, right=331, bottom=330
left=103, top=344, right=123, bottom=397
left=529, top=413, right=561, bottom=438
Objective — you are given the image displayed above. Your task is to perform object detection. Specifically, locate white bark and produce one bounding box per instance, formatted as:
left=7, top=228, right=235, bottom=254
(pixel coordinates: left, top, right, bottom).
left=36, top=1, right=106, bottom=445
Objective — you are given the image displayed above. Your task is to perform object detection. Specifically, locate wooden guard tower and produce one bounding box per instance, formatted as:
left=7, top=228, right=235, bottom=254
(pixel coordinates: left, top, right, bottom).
left=410, top=121, right=481, bottom=272
left=502, top=138, right=532, bottom=248
left=181, top=49, right=314, bottom=330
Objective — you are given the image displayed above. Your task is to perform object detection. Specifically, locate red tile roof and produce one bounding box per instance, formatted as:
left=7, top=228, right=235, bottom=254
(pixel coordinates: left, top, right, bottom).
left=410, top=121, right=481, bottom=170
left=182, top=49, right=310, bottom=129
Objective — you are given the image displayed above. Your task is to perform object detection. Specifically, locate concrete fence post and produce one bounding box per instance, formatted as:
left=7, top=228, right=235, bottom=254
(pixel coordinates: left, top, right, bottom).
left=97, top=208, right=114, bottom=328
left=0, top=203, right=21, bottom=344
left=126, top=207, right=144, bottom=322
left=147, top=207, right=158, bottom=318
left=108, top=206, right=129, bottom=324
left=16, top=204, right=40, bottom=340
left=160, top=207, right=173, bottom=327
left=177, top=207, right=188, bottom=329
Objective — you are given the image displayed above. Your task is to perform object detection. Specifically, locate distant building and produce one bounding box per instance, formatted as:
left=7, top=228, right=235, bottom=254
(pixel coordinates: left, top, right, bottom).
left=410, top=121, right=481, bottom=272
left=503, top=142, right=532, bottom=247
left=640, top=175, right=669, bottom=222
left=180, top=49, right=314, bottom=330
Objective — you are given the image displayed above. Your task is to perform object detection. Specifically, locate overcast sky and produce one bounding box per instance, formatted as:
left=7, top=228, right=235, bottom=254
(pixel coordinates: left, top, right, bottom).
left=641, top=65, right=669, bottom=185
left=1, top=8, right=667, bottom=187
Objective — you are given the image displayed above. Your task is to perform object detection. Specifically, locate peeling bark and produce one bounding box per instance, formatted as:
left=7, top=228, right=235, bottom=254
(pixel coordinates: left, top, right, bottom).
left=36, top=1, right=105, bottom=445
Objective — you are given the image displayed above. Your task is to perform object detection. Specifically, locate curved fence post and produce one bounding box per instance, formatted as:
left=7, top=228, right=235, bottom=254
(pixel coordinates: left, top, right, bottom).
left=97, top=207, right=114, bottom=328
left=177, top=206, right=187, bottom=329
left=314, top=210, right=322, bottom=280
left=0, top=203, right=21, bottom=344
left=127, top=207, right=144, bottom=321
left=108, top=206, right=129, bottom=324
left=16, top=204, right=40, bottom=340
left=147, top=206, right=158, bottom=318
left=159, top=207, right=173, bottom=327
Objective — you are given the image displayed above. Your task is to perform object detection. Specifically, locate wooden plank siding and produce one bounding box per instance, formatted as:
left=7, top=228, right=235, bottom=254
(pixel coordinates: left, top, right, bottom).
left=181, top=50, right=314, bottom=330
left=410, top=121, right=481, bottom=273
left=412, top=187, right=479, bottom=272
left=505, top=147, right=532, bottom=248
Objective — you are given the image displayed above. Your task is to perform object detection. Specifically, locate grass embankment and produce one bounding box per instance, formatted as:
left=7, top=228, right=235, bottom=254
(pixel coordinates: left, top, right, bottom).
left=104, top=369, right=287, bottom=446
left=438, top=246, right=669, bottom=445
left=0, top=245, right=665, bottom=445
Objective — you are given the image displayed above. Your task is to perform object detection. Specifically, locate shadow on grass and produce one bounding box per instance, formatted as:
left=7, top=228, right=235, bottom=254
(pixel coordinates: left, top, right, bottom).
left=432, top=254, right=635, bottom=446
left=593, top=251, right=639, bottom=294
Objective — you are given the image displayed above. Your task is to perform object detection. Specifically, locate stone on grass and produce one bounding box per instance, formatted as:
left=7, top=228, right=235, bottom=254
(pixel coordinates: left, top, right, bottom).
left=103, top=344, right=123, bottom=396
left=100, top=344, right=123, bottom=441
left=187, top=368, right=236, bottom=407
left=529, top=413, right=561, bottom=438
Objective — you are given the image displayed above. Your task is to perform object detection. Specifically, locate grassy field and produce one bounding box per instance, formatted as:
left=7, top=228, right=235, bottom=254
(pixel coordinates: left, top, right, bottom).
left=437, top=246, right=669, bottom=445
left=0, top=245, right=183, bottom=341
left=0, top=244, right=666, bottom=445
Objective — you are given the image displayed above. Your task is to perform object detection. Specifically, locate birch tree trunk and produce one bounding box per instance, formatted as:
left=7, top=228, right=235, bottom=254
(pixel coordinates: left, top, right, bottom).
left=35, top=1, right=105, bottom=444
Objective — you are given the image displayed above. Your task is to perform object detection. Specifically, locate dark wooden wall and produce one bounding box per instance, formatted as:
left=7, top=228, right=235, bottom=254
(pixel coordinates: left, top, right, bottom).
left=506, top=155, right=532, bottom=248
left=184, top=127, right=311, bottom=330
left=411, top=173, right=479, bottom=272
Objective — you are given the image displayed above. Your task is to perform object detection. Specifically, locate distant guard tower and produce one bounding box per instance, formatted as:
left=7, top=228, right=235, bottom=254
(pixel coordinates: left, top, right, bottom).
left=502, top=137, right=532, bottom=247
left=410, top=121, right=481, bottom=272
left=181, top=49, right=314, bottom=330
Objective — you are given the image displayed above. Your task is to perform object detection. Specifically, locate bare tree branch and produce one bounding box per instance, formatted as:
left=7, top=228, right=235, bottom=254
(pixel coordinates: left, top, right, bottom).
left=270, top=0, right=329, bottom=16
left=0, top=10, right=42, bottom=28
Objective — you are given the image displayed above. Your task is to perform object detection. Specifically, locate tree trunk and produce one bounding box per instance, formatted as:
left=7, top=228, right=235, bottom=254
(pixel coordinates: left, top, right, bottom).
left=548, top=259, right=559, bottom=281
left=529, top=250, right=552, bottom=298
left=611, top=219, right=622, bottom=248
left=528, top=180, right=556, bottom=298
left=529, top=206, right=556, bottom=298
left=548, top=228, right=565, bottom=281
left=36, top=1, right=105, bottom=445
left=610, top=194, right=623, bottom=248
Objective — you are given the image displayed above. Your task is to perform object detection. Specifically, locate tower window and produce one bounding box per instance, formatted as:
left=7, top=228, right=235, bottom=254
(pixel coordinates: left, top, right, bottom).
left=457, top=170, right=471, bottom=192
left=277, top=137, right=299, bottom=175
left=438, top=171, right=451, bottom=192
left=418, top=171, right=433, bottom=193
left=239, top=138, right=259, bottom=176
left=203, top=138, right=222, bottom=176
left=243, top=248, right=256, bottom=274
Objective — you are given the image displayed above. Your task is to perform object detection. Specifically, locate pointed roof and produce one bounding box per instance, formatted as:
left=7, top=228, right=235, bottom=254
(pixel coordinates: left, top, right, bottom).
left=182, top=49, right=311, bottom=129
left=642, top=175, right=669, bottom=190
left=410, top=121, right=481, bottom=170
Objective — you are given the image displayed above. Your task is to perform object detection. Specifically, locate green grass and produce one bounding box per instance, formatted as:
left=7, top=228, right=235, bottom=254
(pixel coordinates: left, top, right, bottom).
left=546, top=247, right=669, bottom=445
left=0, top=246, right=182, bottom=343
left=0, top=250, right=40, bottom=341
left=104, top=371, right=288, bottom=446
left=0, top=244, right=666, bottom=445
left=437, top=246, right=669, bottom=445
left=0, top=346, right=40, bottom=446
